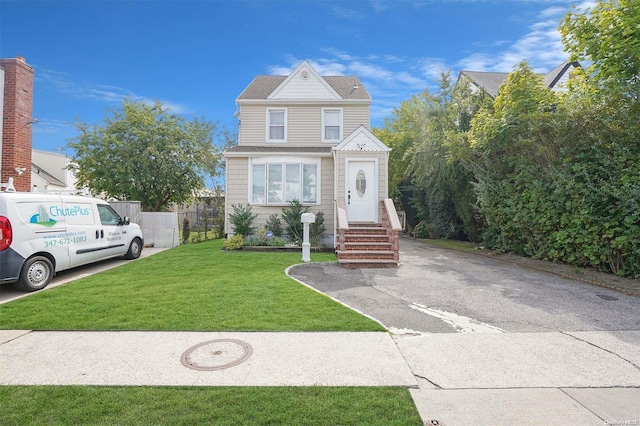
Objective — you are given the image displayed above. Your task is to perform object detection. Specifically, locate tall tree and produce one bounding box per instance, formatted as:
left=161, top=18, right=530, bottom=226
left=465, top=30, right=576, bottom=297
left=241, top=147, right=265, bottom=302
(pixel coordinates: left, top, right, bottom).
left=560, top=0, right=640, bottom=98
left=375, top=73, right=487, bottom=240
left=69, top=99, right=220, bottom=211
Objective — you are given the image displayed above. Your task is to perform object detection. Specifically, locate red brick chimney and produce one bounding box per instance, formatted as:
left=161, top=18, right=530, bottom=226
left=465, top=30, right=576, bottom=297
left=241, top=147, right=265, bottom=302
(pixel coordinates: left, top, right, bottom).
left=1, top=56, right=35, bottom=192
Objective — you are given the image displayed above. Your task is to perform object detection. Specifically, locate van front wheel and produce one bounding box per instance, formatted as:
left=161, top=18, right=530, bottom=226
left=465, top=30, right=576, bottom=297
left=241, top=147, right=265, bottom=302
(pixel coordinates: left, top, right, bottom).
left=14, top=256, right=54, bottom=292
left=124, top=237, right=142, bottom=260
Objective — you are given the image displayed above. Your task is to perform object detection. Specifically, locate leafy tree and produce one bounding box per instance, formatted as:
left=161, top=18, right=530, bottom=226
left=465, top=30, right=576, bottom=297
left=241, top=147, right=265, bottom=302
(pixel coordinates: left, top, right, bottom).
left=560, top=0, right=640, bottom=97
left=468, top=62, right=562, bottom=252
left=375, top=73, right=487, bottom=240
left=69, top=99, right=220, bottom=211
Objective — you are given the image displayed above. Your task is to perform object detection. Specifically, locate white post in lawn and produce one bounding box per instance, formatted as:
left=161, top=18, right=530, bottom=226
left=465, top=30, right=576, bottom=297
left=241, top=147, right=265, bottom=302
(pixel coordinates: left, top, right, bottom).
left=301, top=212, right=316, bottom=262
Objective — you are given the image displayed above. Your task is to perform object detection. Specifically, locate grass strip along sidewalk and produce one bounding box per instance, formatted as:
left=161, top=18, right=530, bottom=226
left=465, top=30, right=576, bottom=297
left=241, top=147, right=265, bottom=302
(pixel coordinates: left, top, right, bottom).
left=0, top=240, right=422, bottom=425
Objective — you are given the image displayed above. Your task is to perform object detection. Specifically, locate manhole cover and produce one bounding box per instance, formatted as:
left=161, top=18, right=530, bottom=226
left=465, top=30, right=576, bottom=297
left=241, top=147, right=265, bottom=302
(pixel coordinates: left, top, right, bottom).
left=181, top=339, right=253, bottom=371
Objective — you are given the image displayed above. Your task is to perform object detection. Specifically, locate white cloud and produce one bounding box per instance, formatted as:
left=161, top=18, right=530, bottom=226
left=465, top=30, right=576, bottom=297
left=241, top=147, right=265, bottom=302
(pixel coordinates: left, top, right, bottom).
left=457, top=4, right=573, bottom=73
left=418, top=58, right=449, bottom=80
left=36, top=68, right=190, bottom=114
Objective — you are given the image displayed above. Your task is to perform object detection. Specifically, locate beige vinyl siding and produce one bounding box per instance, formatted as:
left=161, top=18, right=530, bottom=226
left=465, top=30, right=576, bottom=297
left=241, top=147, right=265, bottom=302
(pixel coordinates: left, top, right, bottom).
left=238, top=103, right=370, bottom=147
left=238, top=105, right=268, bottom=145
left=343, top=104, right=369, bottom=135
left=319, top=156, right=335, bottom=235
left=225, top=157, right=249, bottom=234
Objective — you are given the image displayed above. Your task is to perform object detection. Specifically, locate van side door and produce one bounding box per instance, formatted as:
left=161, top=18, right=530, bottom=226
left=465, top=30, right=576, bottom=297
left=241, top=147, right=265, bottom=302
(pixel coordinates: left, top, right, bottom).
left=65, top=200, right=103, bottom=268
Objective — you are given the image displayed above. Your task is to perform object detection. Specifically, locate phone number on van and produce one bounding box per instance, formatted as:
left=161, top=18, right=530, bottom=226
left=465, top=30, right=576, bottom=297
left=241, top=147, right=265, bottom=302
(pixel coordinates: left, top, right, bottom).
left=44, top=236, right=87, bottom=247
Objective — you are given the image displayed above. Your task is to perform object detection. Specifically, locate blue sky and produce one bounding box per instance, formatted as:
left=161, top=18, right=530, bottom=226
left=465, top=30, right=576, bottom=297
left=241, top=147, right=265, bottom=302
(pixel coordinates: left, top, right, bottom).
left=1, top=0, right=592, bottom=154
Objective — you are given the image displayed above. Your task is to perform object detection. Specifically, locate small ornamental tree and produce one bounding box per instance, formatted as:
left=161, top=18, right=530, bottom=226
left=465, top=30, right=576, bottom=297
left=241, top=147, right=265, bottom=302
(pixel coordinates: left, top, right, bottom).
left=228, top=204, right=257, bottom=236
left=281, top=200, right=325, bottom=246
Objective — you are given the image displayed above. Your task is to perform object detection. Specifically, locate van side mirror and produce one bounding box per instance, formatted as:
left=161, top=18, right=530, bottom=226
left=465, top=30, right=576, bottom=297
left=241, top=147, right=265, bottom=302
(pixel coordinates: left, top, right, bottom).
left=120, top=216, right=130, bottom=225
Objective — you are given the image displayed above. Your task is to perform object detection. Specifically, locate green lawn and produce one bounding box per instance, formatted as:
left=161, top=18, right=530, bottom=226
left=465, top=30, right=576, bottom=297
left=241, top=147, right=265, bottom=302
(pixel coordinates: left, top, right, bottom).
left=0, top=239, right=383, bottom=331
left=0, top=240, right=420, bottom=425
left=0, top=386, right=422, bottom=426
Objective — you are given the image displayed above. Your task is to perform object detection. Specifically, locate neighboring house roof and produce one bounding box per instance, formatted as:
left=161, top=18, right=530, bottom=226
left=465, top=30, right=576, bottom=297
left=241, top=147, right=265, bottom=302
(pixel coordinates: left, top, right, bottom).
left=459, top=71, right=510, bottom=98
left=544, top=61, right=581, bottom=89
left=237, top=61, right=370, bottom=101
left=460, top=61, right=581, bottom=98
left=32, top=162, right=66, bottom=187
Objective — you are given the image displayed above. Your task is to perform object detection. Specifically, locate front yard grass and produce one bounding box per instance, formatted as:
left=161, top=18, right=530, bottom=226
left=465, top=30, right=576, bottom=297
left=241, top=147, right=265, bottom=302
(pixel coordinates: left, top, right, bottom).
left=0, top=386, right=422, bottom=425
left=0, top=240, right=421, bottom=425
left=0, top=239, right=383, bottom=331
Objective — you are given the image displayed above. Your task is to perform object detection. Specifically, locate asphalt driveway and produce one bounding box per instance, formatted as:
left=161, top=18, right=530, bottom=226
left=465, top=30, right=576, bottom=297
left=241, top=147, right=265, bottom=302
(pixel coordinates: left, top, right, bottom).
left=289, top=238, right=640, bottom=335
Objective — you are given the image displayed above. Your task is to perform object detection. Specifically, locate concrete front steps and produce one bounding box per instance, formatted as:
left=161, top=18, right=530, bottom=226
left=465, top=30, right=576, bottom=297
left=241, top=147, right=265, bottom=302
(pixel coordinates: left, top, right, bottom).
left=337, top=223, right=399, bottom=268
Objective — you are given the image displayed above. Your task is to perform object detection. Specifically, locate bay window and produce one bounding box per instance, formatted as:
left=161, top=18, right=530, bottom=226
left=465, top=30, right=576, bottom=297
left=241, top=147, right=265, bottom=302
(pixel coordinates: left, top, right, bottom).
left=251, top=161, right=318, bottom=205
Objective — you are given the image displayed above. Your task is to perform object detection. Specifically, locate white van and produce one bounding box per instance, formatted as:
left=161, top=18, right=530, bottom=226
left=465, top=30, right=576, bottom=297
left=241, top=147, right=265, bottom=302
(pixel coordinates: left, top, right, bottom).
left=0, top=192, right=144, bottom=292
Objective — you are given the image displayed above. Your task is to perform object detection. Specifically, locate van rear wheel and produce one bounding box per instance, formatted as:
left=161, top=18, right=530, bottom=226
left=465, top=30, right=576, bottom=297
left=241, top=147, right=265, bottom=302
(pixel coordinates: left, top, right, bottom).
left=124, top=237, right=142, bottom=260
left=14, top=256, right=54, bottom=292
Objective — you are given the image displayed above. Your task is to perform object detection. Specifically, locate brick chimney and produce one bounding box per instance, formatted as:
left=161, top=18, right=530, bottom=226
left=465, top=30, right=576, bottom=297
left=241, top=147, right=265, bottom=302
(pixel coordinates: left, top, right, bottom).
left=1, top=56, right=35, bottom=192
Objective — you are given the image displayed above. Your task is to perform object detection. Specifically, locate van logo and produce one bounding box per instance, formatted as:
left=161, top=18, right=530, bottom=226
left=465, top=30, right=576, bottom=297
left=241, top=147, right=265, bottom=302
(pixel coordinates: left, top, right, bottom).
left=30, top=205, right=57, bottom=227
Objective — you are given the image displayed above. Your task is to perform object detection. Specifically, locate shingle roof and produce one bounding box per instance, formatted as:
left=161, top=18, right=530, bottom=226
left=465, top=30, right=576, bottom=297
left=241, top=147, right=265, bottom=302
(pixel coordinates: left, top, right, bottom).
left=460, top=71, right=510, bottom=98
left=544, top=61, right=580, bottom=88
left=237, top=76, right=287, bottom=100
left=237, top=75, right=370, bottom=100
left=460, top=61, right=582, bottom=99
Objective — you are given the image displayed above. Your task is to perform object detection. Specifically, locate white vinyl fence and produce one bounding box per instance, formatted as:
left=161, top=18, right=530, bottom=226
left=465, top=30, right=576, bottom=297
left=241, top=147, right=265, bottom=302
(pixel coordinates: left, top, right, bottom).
left=140, top=212, right=180, bottom=249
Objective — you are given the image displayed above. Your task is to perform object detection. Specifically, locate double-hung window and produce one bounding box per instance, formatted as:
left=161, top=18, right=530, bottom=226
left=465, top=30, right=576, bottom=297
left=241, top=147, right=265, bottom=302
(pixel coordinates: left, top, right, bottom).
left=251, top=161, right=318, bottom=205
left=322, top=108, right=342, bottom=142
left=267, top=109, right=287, bottom=142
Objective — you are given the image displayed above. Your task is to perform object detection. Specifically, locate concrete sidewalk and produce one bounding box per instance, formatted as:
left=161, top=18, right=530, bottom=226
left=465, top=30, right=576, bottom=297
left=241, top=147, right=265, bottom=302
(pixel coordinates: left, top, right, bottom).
left=0, top=330, right=416, bottom=387
left=400, top=331, right=640, bottom=425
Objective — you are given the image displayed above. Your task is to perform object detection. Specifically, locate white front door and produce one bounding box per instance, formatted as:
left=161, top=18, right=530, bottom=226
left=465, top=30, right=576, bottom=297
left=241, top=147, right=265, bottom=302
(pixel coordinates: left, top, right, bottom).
left=346, top=160, right=377, bottom=222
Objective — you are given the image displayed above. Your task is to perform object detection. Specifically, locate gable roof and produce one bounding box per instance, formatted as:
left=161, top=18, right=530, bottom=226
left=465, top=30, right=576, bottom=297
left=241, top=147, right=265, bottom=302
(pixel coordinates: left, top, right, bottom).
left=459, top=61, right=581, bottom=98
left=544, top=61, right=581, bottom=89
left=237, top=61, right=371, bottom=101
left=32, top=162, right=66, bottom=187
left=268, top=60, right=342, bottom=100
left=459, top=70, right=509, bottom=98
left=333, top=125, right=390, bottom=152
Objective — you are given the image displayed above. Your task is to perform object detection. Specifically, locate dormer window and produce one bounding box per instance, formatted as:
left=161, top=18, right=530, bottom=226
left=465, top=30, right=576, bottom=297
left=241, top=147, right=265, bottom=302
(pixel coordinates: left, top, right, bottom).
left=323, top=108, right=342, bottom=142
left=267, top=108, right=287, bottom=142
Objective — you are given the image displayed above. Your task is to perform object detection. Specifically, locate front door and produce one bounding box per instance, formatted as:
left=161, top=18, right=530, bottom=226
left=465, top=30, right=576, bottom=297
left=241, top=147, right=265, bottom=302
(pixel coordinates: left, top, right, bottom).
left=346, top=160, right=377, bottom=222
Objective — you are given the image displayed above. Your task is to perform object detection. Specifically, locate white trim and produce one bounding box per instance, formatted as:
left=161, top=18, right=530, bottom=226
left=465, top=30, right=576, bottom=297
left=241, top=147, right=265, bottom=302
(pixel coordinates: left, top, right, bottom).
left=267, top=60, right=342, bottom=100
left=266, top=108, right=287, bottom=143
left=345, top=157, right=379, bottom=223
left=333, top=125, right=390, bottom=152
left=322, top=108, right=343, bottom=143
